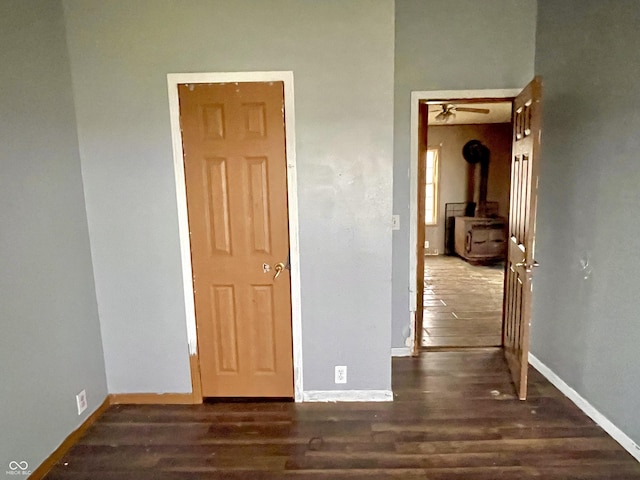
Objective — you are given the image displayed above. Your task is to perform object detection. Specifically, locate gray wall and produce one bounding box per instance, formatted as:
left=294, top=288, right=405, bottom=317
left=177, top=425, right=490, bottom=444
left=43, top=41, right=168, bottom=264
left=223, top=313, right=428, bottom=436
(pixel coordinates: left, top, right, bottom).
left=0, top=0, right=107, bottom=470
left=392, top=0, right=537, bottom=347
left=426, top=123, right=512, bottom=254
left=62, top=0, right=395, bottom=392
left=532, top=0, right=640, bottom=446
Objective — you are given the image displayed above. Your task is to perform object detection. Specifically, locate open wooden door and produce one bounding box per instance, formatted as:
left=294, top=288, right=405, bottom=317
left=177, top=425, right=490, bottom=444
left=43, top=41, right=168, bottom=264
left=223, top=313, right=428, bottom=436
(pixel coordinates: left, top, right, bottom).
left=503, top=77, right=543, bottom=400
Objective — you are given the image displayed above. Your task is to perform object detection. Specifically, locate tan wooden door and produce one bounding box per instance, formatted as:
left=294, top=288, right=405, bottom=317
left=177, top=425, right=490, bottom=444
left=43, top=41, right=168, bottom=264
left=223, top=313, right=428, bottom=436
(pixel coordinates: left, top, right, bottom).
left=503, top=77, right=543, bottom=400
left=178, top=82, right=293, bottom=397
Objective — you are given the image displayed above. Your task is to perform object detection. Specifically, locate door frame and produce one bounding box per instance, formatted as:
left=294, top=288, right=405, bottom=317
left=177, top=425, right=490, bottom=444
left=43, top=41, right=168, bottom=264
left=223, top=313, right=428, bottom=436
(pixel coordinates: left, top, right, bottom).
left=167, top=71, right=303, bottom=402
left=408, top=88, right=521, bottom=355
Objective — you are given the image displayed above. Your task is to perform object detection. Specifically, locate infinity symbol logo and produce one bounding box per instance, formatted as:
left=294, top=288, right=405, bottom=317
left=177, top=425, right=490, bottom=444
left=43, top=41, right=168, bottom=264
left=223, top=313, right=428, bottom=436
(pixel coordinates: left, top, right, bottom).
left=9, top=461, right=28, bottom=471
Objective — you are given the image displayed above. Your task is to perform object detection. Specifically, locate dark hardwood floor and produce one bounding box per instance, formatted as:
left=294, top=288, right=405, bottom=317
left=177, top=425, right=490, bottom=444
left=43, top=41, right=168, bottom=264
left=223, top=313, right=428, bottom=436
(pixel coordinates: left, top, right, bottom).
left=423, top=255, right=504, bottom=348
left=43, top=349, right=640, bottom=479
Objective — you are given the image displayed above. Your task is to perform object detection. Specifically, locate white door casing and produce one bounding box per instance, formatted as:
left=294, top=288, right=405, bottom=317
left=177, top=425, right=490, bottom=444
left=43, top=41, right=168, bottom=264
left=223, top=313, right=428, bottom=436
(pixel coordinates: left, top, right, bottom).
left=167, top=71, right=303, bottom=401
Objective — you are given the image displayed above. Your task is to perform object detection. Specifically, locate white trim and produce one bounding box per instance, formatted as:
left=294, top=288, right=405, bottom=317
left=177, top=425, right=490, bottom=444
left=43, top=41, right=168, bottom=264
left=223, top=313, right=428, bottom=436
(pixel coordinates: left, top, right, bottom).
left=408, top=88, right=521, bottom=355
left=391, top=347, right=411, bottom=357
left=408, top=310, right=416, bottom=353
left=529, top=353, right=640, bottom=462
left=167, top=71, right=304, bottom=403
left=303, top=390, right=393, bottom=402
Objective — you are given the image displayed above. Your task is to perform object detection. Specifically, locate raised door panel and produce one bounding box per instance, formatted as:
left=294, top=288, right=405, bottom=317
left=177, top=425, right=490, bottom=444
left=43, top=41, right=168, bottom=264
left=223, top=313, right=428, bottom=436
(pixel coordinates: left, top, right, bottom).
left=246, top=156, right=272, bottom=254
left=203, top=157, right=232, bottom=256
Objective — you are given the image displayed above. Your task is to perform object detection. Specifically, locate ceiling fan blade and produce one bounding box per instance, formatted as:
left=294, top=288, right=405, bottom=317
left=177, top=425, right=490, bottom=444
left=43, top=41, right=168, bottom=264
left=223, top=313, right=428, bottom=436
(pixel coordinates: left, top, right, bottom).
left=454, top=107, right=490, bottom=114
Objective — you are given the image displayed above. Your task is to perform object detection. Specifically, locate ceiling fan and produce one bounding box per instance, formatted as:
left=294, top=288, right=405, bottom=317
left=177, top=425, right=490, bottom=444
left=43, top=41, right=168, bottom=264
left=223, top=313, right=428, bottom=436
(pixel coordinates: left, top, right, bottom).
left=430, top=103, right=490, bottom=123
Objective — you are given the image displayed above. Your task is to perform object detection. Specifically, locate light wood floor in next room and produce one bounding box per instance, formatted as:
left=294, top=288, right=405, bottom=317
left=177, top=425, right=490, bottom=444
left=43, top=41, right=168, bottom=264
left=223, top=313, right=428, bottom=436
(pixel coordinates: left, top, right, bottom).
left=423, top=255, right=504, bottom=348
left=43, top=349, right=640, bottom=479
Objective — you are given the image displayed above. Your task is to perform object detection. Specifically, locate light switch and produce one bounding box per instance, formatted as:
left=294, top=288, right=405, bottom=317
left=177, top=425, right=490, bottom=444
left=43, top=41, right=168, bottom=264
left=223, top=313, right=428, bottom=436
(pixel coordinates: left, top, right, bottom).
left=392, top=215, right=400, bottom=230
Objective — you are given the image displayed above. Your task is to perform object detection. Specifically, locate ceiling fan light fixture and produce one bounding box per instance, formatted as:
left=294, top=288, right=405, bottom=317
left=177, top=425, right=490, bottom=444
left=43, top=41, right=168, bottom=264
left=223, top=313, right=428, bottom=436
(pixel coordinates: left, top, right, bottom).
left=435, top=111, right=455, bottom=123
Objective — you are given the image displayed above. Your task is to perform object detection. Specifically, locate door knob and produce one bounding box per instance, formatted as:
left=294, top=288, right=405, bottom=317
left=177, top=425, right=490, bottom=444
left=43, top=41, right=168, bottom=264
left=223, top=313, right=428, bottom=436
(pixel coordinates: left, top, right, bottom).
left=273, top=262, right=286, bottom=280
left=515, top=261, right=540, bottom=272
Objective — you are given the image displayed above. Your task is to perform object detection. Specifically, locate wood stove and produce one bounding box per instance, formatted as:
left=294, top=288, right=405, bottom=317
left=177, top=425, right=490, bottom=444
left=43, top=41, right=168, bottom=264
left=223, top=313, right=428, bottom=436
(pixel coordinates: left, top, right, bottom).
left=453, top=140, right=507, bottom=264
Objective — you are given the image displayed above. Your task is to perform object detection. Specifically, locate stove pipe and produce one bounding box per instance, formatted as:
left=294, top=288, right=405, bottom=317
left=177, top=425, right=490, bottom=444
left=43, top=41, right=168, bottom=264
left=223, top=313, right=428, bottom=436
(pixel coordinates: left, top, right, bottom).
left=462, top=140, right=491, bottom=218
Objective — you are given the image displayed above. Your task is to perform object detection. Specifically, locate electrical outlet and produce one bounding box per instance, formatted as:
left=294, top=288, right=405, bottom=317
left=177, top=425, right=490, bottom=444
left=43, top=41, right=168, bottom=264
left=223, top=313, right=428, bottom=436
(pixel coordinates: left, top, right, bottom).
left=76, top=389, right=87, bottom=415
left=425, top=240, right=430, bottom=248
left=392, top=215, right=400, bottom=230
left=335, top=366, right=347, bottom=384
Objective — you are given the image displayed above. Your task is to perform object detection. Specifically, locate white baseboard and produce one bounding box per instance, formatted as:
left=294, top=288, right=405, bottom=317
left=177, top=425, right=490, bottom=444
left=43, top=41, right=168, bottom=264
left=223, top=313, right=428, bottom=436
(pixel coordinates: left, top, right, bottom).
left=529, top=353, right=640, bottom=462
left=303, top=390, right=393, bottom=402
left=392, top=347, right=411, bottom=357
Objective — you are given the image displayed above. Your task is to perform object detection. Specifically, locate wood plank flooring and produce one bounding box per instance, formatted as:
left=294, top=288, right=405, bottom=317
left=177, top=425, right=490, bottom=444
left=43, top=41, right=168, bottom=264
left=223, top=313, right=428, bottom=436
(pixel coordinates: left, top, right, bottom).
left=423, top=255, right=504, bottom=348
left=43, top=349, right=640, bottom=479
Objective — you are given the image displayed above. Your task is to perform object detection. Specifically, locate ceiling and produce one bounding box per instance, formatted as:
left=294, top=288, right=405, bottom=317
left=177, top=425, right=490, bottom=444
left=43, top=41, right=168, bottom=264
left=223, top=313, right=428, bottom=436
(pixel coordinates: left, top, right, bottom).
left=427, top=102, right=512, bottom=125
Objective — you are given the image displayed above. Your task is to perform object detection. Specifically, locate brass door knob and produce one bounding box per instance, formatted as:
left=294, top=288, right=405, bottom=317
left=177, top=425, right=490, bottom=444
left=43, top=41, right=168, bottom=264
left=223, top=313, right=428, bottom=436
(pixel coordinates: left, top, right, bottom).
left=273, top=262, right=285, bottom=280
left=515, top=261, right=540, bottom=272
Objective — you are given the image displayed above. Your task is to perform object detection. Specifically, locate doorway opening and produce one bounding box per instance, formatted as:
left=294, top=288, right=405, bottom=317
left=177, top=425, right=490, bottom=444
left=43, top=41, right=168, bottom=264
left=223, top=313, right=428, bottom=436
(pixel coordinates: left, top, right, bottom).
left=408, top=89, right=520, bottom=355
left=409, top=80, right=543, bottom=400
left=421, top=100, right=513, bottom=349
